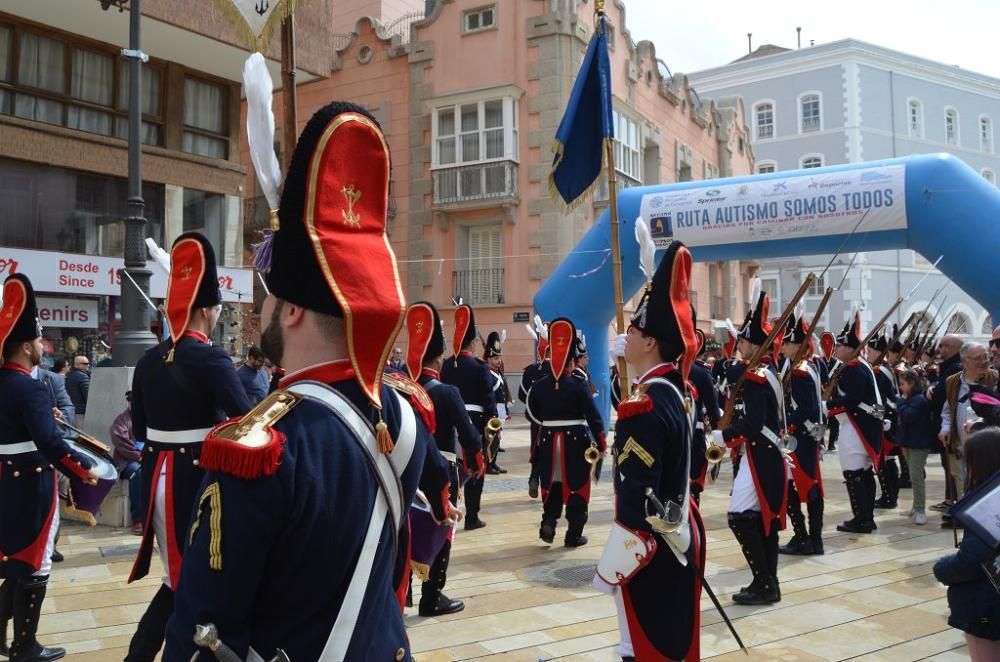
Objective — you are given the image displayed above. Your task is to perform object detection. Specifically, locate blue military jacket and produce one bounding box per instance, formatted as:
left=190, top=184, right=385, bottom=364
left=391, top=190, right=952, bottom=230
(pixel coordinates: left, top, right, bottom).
left=164, top=360, right=434, bottom=662
left=129, top=334, right=251, bottom=586
left=826, top=360, right=884, bottom=463
left=418, top=368, right=483, bottom=471
left=0, top=364, right=93, bottom=578
left=441, top=351, right=497, bottom=427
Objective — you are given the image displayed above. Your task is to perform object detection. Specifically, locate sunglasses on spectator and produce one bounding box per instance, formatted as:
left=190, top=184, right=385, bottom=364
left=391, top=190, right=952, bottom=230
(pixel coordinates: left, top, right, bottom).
left=990, top=338, right=1000, bottom=349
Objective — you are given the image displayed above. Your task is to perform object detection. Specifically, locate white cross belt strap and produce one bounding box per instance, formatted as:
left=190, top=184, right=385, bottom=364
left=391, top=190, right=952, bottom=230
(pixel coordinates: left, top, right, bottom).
left=145, top=427, right=214, bottom=445
left=1, top=441, right=39, bottom=455
left=285, top=381, right=417, bottom=662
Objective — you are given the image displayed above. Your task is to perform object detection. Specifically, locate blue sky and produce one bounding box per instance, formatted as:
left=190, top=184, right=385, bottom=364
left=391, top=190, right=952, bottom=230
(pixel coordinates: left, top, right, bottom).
left=624, top=0, right=1000, bottom=80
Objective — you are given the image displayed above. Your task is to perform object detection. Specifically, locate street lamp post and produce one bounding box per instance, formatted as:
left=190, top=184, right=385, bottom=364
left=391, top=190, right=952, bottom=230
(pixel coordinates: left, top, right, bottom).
left=104, top=0, right=157, bottom=366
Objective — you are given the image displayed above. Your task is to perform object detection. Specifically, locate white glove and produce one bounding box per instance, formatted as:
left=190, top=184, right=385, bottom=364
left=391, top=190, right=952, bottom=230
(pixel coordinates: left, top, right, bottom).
left=711, top=430, right=725, bottom=448
left=612, top=333, right=628, bottom=358
left=882, top=418, right=892, bottom=432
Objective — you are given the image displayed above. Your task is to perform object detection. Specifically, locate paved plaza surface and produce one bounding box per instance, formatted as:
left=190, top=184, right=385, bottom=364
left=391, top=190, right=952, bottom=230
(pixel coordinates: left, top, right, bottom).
left=50, top=423, right=968, bottom=661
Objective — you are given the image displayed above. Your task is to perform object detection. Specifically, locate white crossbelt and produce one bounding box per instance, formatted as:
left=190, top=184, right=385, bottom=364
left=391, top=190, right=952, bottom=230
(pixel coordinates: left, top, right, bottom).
left=540, top=419, right=587, bottom=427
left=759, top=425, right=784, bottom=450
left=439, top=450, right=457, bottom=464
left=465, top=404, right=484, bottom=413
left=145, top=426, right=214, bottom=445
left=1, top=441, right=38, bottom=455
left=286, top=381, right=416, bottom=662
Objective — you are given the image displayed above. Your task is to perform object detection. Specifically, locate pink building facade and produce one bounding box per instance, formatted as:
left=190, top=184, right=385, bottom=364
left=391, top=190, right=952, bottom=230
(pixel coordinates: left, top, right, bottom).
left=251, top=0, right=758, bottom=370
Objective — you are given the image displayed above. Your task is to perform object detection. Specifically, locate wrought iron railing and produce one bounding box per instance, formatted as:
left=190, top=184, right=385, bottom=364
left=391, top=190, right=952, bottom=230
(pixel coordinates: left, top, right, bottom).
left=452, top=267, right=505, bottom=305
left=433, top=161, right=517, bottom=205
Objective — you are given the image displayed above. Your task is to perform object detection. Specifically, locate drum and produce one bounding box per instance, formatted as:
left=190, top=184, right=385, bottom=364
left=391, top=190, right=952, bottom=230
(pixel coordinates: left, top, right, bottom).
left=409, top=491, right=454, bottom=582
left=62, top=434, right=118, bottom=526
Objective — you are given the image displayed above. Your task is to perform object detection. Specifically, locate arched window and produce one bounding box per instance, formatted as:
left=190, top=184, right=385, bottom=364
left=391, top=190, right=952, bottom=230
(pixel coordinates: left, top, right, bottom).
left=981, top=116, right=993, bottom=153
left=800, top=154, right=823, bottom=169
left=945, top=107, right=959, bottom=146
left=800, top=93, right=821, bottom=133
left=754, top=101, right=775, bottom=139
left=756, top=160, right=777, bottom=174
left=983, top=169, right=996, bottom=185
left=947, top=312, right=971, bottom=335
left=908, top=99, right=923, bottom=138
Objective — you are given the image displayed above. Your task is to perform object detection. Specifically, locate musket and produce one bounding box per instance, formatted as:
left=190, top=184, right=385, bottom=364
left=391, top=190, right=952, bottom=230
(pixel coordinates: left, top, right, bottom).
left=783, top=210, right=872, bottom=388
left=644, top=488, right=749, bottom=656
left=719, top=272, right=816, bottom=429
left=823, top=256, right=943, bottom=399
left=870, top=312, right=917, bottom=368
left=920, top=303, right=957, bottom=356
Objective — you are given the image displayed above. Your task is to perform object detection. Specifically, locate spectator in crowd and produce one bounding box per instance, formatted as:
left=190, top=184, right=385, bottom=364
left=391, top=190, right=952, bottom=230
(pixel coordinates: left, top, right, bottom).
left=939, top=342, right=998, bottom=529
left=237, top=345, right=270, bottom=405
left=930, top=335, right=965, bottom=513
left=109, top=391, right=145, bottom=535
left=990, top=325, right=1000, bottom=371
left=933, top=427, right=1000, bottom=661
left=896, top=370, right=936, bottom=525
left=389, top=346, right=404, bottom=370
left=52, top=357, right=70, bottom=376
left=65, top=354, right=91, bottom=426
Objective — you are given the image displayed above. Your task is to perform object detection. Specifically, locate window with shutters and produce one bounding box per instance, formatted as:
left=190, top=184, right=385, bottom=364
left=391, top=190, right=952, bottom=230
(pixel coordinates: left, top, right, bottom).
left=454, top=225, right=504, bottom=305
left=799, top=92, right=821, bottom=133
left=754, top=101, right=774, bottom=139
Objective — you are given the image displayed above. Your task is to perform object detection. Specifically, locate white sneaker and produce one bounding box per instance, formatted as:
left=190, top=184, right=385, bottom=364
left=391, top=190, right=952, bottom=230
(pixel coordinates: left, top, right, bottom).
left=901, top=508, right=914, bottom=517
left=913, top=510, right=927, bottom=525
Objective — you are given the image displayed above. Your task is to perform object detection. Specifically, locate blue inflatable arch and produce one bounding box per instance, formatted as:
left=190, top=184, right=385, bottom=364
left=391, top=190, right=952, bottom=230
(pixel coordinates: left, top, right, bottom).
left=534, top=153, right=1000, bottom=424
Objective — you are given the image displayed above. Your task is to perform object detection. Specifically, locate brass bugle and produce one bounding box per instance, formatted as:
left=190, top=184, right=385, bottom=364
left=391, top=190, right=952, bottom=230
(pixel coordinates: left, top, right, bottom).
left=484, top=417, right=503, bottom=446
left=584, top=441, right=601, bottom=464
left=705, top=442, right=726, bottom=465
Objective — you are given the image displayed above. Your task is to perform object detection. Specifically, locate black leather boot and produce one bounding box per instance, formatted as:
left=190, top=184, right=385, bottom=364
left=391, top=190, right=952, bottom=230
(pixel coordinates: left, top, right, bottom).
left=564, top=497, right=589, bottom=547
left=863, top=467, right=879, bottom=531
left=874, top=461, right=898, bottom=509
left=764, top=523, right=781, bottom=602
left=807, top=498, right=825, bottom=555
left=0, top=579, right=11, bottom=657
left=728, top=512, right=780, bottom=605
left=124, top=584, right=174, bottom=662
left=463, top=475, right=486, bottom=530
left=419, top=542, right=464, bottom=617
left=780, top=481, right=813, bottom=555
left=9, top=576, right=64, bottom=662
left=837, top=470, right=875, bottom=533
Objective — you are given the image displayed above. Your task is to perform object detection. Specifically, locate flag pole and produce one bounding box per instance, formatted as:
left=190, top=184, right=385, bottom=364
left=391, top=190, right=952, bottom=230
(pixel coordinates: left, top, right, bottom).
left=596, top=2, right=629, bottom=399
left=605, top=136, right=631, bottom=400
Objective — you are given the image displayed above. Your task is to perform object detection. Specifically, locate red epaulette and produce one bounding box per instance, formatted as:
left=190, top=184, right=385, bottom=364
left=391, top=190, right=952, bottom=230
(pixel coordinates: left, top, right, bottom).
left=200, top=390, right=301, bottom=479
left=686, top=381, right=700, bottom=401
left=617, top=385, right=654, bottom=419
left=744, top=368, right=767, bottom=384
left=383, top=372, right=436, bottom=434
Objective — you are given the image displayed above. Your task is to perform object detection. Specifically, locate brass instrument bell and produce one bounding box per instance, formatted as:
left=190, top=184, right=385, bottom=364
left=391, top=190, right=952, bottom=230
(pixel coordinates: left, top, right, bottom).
left=584, top=441, right=601, bottom=464
left=484, top=417, right=503, bottom=445
left=705, top=442, right=726, bottom=464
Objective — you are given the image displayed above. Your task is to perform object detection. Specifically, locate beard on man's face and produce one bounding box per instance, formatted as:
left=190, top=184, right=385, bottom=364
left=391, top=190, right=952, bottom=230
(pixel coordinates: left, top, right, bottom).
left=260, top=302, right=285, bottom=368
left=30, top=341, right=43, bottom=367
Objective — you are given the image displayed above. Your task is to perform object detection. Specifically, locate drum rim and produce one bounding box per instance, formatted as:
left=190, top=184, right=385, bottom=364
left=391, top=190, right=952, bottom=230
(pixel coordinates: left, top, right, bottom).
left=67, top=441, right=118, bottom=481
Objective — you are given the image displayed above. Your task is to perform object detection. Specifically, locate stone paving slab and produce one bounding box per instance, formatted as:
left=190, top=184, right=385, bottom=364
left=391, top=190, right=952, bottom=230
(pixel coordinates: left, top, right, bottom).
left=49, top=426, right=967, bottom=661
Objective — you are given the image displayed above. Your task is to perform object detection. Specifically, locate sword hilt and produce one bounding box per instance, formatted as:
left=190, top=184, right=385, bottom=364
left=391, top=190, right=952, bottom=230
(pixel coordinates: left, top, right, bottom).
left=193, top=624, right=243, bottom=662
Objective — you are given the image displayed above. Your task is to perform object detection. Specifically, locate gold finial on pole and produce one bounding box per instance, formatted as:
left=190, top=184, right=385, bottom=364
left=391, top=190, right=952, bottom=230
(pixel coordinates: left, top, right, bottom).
left=595, top=0, right=606, bottom=14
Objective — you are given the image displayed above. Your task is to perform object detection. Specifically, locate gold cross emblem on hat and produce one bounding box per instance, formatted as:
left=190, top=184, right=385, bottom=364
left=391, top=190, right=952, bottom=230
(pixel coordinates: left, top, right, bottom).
left=341, top=185, right=362, bottom=227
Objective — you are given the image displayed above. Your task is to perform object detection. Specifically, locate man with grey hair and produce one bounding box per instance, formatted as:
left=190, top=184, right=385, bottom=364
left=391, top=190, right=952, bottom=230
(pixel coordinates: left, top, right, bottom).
left=938, top=341, right=998, bottom=528
left=928, top=334, right=965, bottom=513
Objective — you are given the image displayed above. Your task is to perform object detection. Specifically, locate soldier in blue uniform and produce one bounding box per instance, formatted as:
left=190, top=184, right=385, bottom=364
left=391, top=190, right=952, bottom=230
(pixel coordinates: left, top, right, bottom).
left=711, top=286, right=788, bottom=605
left=571, top=334, right=597, bottom=397
left=0, top=274, right=98, bottom=662
left=441, top=304, right=496, bottom=530
left=689, top=326, right=720, bottom=506
left=404, top=302, right=483, bottom=617
left=824, top=312, right=885, bottom=534
left=125, top=233, right=252, bottom=662
left=484, top=331, right=509, bottom=474
left=519, top=327, right=549, bottom=498
left=164, top=102, right=434, bottom=662
left=886, top=327, right=912, bottom=488
left=868, top=330, right=901, bottom=509
left=526, top=318, right=606, bottom=547
left=593, top=241, right=705, bottom=662
left=777, top=314, right=826, bottom=556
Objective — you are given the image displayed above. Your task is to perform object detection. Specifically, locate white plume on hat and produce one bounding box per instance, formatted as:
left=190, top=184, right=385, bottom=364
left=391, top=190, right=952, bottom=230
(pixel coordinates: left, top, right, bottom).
left=145, top=238, right=171, bottom=274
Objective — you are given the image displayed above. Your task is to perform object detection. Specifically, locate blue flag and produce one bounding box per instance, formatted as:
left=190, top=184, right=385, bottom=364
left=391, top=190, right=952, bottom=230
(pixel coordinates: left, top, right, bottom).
left=549, top=14, right=614, bottom=207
